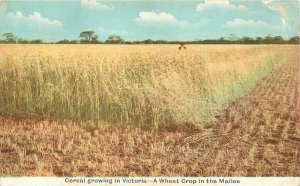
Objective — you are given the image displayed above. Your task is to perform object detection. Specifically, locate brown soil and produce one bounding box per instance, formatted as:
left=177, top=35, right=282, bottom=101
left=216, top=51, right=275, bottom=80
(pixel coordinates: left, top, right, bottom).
left=0, top=53, right=299, bottom=176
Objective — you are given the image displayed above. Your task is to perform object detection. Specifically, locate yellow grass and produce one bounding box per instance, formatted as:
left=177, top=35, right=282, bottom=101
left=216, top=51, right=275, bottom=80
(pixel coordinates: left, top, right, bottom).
left=0, top=45, right=296, bottom=128
left=0, top=45, right=299, bottom=176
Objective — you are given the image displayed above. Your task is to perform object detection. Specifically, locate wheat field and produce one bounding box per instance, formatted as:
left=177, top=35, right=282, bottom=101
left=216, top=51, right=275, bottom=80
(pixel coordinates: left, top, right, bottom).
left=0, top=44, right=299, bottom=176
left=0, top=45, right=292, bottom=128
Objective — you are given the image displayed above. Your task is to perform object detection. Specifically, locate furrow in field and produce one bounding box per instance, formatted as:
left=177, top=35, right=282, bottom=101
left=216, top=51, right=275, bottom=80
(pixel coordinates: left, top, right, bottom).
left=0, top=48, right=299, bottom=176
left=185, top=51, right=300, bottom=176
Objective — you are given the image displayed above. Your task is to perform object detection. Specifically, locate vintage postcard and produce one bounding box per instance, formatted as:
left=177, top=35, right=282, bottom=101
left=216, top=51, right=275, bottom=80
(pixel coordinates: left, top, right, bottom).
left=0, top=0, right=299, bottom=185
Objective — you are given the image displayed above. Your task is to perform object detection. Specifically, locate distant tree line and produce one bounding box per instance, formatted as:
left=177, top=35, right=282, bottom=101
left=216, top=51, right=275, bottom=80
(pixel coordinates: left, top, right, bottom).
left=1, top=32, right=299, bottom=44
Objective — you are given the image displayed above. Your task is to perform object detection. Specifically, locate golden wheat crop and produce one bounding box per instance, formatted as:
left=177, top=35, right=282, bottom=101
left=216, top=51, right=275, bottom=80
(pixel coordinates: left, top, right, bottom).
left=0, top=44, right=299, bottom=176
left=0, top=44, right=295, bottom=128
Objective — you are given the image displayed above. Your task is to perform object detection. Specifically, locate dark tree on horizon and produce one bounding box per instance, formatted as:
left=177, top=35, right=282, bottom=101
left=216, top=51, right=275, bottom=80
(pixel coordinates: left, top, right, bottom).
left=79, top=31, right=100, bottom=44
left=1, top=31, right=299, bottom=45
left=2, top=33, right=16, bottom=43
left=105, top=35, right=124, bottom=44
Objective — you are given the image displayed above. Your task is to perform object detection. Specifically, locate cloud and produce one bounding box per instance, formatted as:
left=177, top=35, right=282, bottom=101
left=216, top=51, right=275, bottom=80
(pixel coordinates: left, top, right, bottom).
left=135, top=12, right=189, bottom=27
left=261, top=0, right=274, bottom=4
left=81, top=0, right=113, bottom=10
left=268, top=5, right=289, bottom=21
left=196, top=0, right=247, bottom=12
left=268, top=5, right=289, bottom=30
left=223, top=18, right=277, bottom=29
left=133, top=11, right=208, bottom=40
left=222, top=18, right=282, bottom=37
left=7, top=11, right=63, bottom=27
left=260, top=0, right=289, bottom=31
left=223, top=18, right=279, bottom=32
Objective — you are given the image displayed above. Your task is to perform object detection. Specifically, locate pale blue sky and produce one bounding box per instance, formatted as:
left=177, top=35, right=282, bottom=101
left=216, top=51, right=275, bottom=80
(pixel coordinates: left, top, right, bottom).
left=0, top=0, right=299, bottom=41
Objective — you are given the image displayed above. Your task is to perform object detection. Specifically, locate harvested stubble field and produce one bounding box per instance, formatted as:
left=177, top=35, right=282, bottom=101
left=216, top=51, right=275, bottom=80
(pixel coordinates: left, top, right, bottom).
left=0, top=44, right=299, bottom=176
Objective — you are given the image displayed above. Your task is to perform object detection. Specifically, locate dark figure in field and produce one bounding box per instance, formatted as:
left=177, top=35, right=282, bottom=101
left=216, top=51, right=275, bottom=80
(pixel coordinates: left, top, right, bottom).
left=179, top=43, right=186, bottom=50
